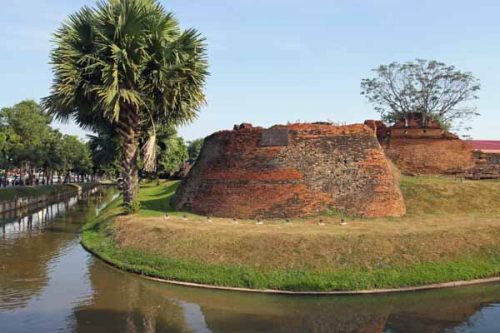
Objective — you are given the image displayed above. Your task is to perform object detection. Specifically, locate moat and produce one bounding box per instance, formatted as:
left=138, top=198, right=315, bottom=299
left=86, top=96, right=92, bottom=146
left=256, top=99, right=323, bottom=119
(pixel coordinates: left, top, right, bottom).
left=0, top=187, right=499, bottom=333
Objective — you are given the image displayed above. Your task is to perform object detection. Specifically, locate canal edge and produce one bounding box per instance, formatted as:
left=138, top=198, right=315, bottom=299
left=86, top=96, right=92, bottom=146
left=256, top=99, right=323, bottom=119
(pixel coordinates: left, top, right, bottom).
left=81, top=242, right=500, bottom=296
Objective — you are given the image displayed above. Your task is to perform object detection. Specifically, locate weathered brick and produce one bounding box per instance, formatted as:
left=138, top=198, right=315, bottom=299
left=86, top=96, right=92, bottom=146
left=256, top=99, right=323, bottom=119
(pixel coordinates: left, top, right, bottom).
left=172, top=123, right=406, bottom=218
left=383, top=138, right=474, bottom=175
left=365, top=115, right=475, bottom=175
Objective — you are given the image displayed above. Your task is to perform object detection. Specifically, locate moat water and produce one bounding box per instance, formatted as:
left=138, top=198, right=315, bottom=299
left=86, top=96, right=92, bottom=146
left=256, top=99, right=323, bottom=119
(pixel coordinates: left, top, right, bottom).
left=0, top=187, right=499, bottom=333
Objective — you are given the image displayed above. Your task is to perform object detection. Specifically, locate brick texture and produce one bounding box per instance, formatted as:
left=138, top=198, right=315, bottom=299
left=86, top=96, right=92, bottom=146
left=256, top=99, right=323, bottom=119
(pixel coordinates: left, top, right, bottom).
left=383, top=137, right=474, bottom=175
left=469, top=151, right=500, bottom=179
left=365, top=116, right=475, bottom=175
left=172, top=123, right=406, bottom=218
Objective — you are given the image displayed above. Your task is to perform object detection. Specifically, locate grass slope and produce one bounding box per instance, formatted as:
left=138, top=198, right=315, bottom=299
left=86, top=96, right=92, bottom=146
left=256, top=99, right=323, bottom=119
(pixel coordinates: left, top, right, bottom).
left=82, top=177, right=500, bottom=291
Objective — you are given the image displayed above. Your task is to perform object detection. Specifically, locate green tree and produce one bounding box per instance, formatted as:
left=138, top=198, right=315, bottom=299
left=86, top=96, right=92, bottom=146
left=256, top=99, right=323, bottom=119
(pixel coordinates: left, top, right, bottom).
left=73, top=140, right=94, bottom=181
left=88, top=131, right=120, bottom=179
left=187, top=138, right=204, bottom=161
left=39, top=128, right=65, bottom=184
left=43, top=0, right=208, bottom=212
left=0, top=112, right=12, bottom=172
left=56, top=135, right=93, bottom=183
left=155, top=127, right=188, bottom=176
left=361, top=59, right=480, bottom=130
left=0, top=100, right=52, bottom=184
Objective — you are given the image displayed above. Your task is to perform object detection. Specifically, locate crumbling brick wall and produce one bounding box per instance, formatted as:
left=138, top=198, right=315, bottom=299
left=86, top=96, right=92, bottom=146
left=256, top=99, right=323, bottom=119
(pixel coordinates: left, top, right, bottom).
left=172, top=123, right=406, bottom=218
left=470, top=151, right=500, bottom=179
left=383, top=138, right=474, bottom=175
left=364, top=118, right=475, bottom=175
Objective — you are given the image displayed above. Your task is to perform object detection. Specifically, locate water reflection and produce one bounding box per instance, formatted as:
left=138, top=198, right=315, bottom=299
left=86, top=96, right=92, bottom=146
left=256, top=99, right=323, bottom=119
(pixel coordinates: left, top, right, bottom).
left=0, top=187, right=99, bottom=237
left=72, top=259, right=500, bottom=333
left=0, top=187, right=102, bottom=311
left=0, top=187, right=499, bottom=332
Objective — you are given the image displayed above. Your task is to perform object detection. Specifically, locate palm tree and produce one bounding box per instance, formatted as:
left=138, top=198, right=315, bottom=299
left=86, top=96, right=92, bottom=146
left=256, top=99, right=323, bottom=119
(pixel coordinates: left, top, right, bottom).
left=43, top=0, right=208, bottom=212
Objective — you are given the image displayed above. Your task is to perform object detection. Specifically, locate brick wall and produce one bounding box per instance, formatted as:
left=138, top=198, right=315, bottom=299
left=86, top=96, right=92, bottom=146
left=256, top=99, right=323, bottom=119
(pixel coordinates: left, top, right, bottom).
left=469, top=151, right=500, bottom=179
left=383, top=138, right=474, bottom=175
left=172, top=123, right=406, bottom=218
left=365, top=116, right=475, bottom=175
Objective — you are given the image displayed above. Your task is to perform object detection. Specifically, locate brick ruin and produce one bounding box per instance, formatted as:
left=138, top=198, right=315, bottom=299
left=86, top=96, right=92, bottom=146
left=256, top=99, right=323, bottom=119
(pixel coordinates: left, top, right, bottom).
left=365, top=113, right=475, bottom=175
left=470, top=152, right=500, bottom=179
left=172, top=123, right=406, bottom=219
left=468, top=141, right=500, bottom=179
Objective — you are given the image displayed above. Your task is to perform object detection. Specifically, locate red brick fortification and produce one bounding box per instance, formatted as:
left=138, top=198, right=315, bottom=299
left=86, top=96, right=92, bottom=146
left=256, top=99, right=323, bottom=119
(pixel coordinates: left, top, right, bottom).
left=365, top=115, right=475, bottom=175
left=172, top=123, right=406, bottom=219
left=469, top=151, right=500, bottom=179
left=384, top=138, right=474, bottom=175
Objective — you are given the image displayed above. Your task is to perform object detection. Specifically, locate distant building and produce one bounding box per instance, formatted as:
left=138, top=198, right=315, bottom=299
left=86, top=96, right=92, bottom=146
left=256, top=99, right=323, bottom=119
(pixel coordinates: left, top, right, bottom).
left=467, top=140, right=500, bottom=179
left=467, top=140, right=500, bottom=154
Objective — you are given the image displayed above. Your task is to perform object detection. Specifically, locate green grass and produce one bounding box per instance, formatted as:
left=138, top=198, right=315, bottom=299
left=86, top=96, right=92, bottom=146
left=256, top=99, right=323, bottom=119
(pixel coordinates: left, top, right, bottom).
left=81, top=176, right=500, bottom=292
left=83, top=216, right=500, bottom=291
left=82, top=177, right=500, bottom=291
left=401, top=176, right=500, bottom=216
left=0, top=184, right=77, bottom=202
left=137, top=181, right=180, bottom=217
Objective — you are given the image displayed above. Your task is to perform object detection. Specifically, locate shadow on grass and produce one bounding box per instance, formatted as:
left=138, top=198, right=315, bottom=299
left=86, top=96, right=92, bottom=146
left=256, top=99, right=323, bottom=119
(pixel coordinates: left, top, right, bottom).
left=140, top=182, right=180, bottom=215
left=83, top=210, right=125, bottom=233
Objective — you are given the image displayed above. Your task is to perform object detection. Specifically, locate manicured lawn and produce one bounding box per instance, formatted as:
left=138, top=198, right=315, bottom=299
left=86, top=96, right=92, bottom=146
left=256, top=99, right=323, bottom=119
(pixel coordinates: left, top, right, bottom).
left=137, top=181, right=181, bottom=217
left=401, top=176, right=500, bottom=216
left=82, top=176, right=500, bottom=291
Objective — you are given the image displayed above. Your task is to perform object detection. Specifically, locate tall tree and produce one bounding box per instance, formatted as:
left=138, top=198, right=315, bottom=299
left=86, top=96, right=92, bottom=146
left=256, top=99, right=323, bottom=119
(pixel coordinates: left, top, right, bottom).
left=361, top=59, right=480, bottom=130
left=155, top=126, right=188, bottom=176
left=43, top=0, right=208, bottom=212
left=88, top=131, right=120, bottom=178
left=39, top=128, right=65, bottom=184
left=0, top=100, right=52, bottom=184
left=58, top=135, right=93, bottom=182
left=187, top=138, right=204, bottom=161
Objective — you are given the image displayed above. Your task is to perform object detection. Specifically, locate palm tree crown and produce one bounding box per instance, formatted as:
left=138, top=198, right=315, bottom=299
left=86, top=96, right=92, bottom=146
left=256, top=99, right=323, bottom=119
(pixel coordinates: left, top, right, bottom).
left=43, top=0, right=208, bottom=211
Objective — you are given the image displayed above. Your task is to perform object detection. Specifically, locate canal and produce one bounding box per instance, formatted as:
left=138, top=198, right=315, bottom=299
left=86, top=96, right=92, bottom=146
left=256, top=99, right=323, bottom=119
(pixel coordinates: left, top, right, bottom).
left=0, top=187, right=499, bottom=332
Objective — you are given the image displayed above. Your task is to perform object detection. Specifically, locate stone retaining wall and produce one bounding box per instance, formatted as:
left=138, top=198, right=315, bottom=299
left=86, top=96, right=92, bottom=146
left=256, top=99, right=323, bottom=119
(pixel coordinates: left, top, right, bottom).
left=0, top=183, right=96, bottom=215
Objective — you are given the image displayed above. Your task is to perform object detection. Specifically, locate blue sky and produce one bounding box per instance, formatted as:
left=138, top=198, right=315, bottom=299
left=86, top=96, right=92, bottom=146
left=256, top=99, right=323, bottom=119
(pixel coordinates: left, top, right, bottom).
left=1, top=0, right=499, bottom=140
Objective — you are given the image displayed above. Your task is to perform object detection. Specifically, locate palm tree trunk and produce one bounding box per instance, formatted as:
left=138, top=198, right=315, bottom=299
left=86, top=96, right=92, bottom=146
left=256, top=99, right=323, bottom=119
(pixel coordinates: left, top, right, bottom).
left=118, top=110, right=140, bottom=212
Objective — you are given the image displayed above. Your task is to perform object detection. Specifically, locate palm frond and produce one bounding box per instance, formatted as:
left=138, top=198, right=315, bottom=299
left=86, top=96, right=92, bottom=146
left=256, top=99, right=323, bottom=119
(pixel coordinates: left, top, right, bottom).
left=141, top=133, right=157, bottom=172
left=44, top=0, right=209, bottom=174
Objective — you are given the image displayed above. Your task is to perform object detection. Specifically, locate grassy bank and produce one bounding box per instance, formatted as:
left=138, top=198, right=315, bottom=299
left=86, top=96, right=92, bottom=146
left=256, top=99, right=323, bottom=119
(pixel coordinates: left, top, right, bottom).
left=82, top=177, right=500, bottom=291
left=0, top=184, right=79, bottom=202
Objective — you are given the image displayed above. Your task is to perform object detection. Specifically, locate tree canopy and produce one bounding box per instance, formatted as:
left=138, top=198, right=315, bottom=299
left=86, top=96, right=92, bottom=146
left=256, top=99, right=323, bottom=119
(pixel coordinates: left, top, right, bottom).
left=0, top=100, right=93, bottom=184
left=361, top=59, right=480, bottom=130
left=88, top=125, right=189, bottom=179
left=187, top=138, right=204, bottom=161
